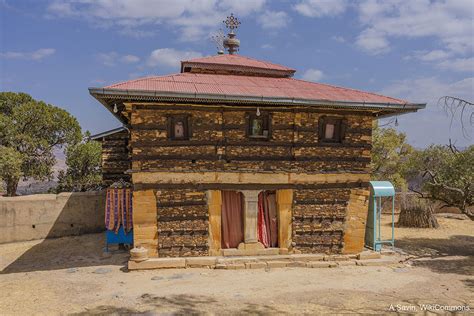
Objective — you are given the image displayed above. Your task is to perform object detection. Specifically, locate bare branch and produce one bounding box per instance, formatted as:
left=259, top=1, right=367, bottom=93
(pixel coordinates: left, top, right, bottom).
left=438, top=96, right=474, bottom=139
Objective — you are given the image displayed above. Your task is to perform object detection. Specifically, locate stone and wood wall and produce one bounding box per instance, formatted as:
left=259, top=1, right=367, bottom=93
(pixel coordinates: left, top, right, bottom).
left=100, top=130, right=131, bottom=185
left=127, top=103, right=372, bottom=257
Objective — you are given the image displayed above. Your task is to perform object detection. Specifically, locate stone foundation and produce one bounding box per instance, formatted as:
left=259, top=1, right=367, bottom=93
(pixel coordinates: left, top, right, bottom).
left=128, top=251, right=398, bottom=270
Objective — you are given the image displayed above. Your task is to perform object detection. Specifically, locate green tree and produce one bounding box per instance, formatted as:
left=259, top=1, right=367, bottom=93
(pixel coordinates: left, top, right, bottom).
left=0, top=146, right=24, bottom=195
left=55, top=133, right=103, bottom=192
left=371, top=123, right=414, bottom=190
left=0, top=92, right=81, bottom=196
left=0, top=92, right=33, bottom=115
left=407, top=145, right=474, bottom=220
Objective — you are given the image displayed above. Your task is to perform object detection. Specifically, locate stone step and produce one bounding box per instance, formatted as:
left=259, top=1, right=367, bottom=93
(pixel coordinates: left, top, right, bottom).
left=307, top=261, right=338, bottom=268
left=128, top=252, right=399, bottom=270
left=357, top=251, right=382, bottom=260
left=222, top=248, right=280, bottom=257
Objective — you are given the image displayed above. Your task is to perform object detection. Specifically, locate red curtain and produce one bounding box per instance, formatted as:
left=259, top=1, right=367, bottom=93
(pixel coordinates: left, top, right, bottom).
left=221, top=191, right=244, bottom=249
left=258, top=191, right=278, bottom=248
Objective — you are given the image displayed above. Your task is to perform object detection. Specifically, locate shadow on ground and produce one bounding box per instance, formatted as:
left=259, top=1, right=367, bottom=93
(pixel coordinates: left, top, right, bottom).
left=1, top=191, right=130, bottom=274
left=71, top=294, right=285, bottom=315
left=462, top=279, right=474, bottom=291
left=396, top=235, right=474, bottom=276
left=1, top=233, right=128, bottom=274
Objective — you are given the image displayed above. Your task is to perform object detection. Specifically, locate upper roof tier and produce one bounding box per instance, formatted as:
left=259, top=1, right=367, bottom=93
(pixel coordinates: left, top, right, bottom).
left=180, top=54, right=296, bottom=77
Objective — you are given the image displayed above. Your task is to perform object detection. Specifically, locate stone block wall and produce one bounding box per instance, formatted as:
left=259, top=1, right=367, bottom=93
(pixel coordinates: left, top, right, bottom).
left=156, top=189, right=209, bottom=257
left=292, top=188, right=352, bottom=254
left=128, top=103, right=373, bottom=257
left=100, top=130, right=131, bottom=185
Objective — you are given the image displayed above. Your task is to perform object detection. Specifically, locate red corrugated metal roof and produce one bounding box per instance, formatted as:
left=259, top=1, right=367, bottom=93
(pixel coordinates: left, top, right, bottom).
left=105, top=72, right=407, bottom=104
left=181, top=54, right=295, bottom=72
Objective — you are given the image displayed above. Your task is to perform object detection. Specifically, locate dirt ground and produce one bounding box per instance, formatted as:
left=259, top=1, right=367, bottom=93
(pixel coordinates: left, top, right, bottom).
left=1, top=215, right=473, bottom=315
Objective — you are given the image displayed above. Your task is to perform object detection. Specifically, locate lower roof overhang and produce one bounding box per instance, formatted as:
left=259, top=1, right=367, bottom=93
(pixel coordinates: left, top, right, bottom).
left=89, top=87, right=426, bottom=125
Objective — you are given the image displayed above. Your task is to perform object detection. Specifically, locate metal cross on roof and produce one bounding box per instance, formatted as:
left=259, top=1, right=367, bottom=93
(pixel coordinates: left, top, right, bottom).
left=211, top=29, right=225, bottom=54
left=223, top=13, right=240, bottom=31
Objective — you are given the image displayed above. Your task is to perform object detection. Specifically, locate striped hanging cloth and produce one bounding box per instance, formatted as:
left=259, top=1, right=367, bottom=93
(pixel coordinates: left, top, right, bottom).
left=125, top=188, right=133, bottom=232
left=105, top=188, right=133, bottom=234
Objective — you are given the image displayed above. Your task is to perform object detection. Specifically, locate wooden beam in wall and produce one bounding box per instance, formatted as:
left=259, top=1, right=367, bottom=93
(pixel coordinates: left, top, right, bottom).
left=128, top=102, right=377, bottom=116
left=133, top=171, right=370, bottom=185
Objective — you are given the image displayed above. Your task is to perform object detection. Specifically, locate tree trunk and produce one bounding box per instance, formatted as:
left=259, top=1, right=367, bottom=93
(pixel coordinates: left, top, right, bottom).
left=6, top=177, right=19, bottom=197
left=397, top=198, right=439, bottom=228
left=461, top=207, right=474, bottom=221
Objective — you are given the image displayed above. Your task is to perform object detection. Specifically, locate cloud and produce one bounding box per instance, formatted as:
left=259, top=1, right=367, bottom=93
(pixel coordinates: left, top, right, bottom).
left=301, top=68, right=324, bottom=82
left=381, top=77, right=473, bottom=104
left=379, top=76, right=474, bottom=147
left=47, top=0, right=266, bottom=40
left=293, top=0, right=347, bottom=17
left=414, top=50, right=451, bottom=62
left=219, top=0, right=266, bottom=15
left=0, top=48, right=56, bottom=60
left=355, top=28, right=390, bottom=55
left=147, top=48, right=202, bottom=68
left=121, top=55, right=141, bottom=64
left=119, top=28, right=155, bottom=38
left=405, top=50, right=473, bottom=73
left=292, top=0, right=473, bottom=64
left=438, top=57, right=474, bottom=73
left=258, top=10, right=289, bottom=29
left=331, top=35, right=345, bottom=43
left=355, top=0, right=473, bottom=56
left=97, top=52, right=140, bottom=67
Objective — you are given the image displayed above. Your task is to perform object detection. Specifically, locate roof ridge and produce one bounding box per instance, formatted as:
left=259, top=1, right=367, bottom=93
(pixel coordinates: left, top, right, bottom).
left=229, top=54, right=295, bottom=71
left=182, top=54, right=295, bottom=72
left=290, top=77, right=408, bottom=104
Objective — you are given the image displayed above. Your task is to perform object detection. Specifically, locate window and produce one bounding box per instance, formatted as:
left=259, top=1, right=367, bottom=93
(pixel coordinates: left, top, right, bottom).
left=247, top=112, right=271, bottom=139
left=318, top=116, right=345, bottom=143
left=168, top=115, right=190, bottom=140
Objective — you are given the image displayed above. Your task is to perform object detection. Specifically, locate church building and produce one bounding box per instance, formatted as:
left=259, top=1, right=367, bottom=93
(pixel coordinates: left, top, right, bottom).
left=90, top=15, right=425, bottom=260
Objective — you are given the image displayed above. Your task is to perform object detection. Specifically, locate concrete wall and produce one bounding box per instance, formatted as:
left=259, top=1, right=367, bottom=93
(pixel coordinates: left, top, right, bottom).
left=0, top=191, right=106, bottom=244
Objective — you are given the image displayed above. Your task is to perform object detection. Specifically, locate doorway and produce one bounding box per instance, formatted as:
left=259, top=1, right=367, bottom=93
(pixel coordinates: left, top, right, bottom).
left=257, top=190, right=278, bottom=248
left=221, top=191, right=245, bottom=249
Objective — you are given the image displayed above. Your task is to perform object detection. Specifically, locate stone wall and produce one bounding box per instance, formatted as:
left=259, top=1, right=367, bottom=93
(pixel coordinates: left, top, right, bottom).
left=292, top=188, right=351, bottom=254
left=100, top=130, right=131, bottom=185
left=128, top=103, right=373, bottom=257
left=0, top=192, right=105, bottom=244
left=130, top=105, right=372, bottom=174
left=156, top=189, right=209, bottom=257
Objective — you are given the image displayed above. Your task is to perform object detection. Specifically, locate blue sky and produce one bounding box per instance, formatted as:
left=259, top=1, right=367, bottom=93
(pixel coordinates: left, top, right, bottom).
left=1, top=0, right=473, bottom=147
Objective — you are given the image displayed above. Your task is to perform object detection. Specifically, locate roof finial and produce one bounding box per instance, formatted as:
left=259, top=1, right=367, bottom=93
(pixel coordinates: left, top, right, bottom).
left=211, top=29, right=225, bottom=55
left=223, top=13, right=240, bottom=55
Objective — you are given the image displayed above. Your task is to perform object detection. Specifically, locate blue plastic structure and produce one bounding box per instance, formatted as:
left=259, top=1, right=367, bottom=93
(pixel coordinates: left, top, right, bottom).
left=365, top=181, right=395, bottom=251
left=105, top=227, right=133, bottom=251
